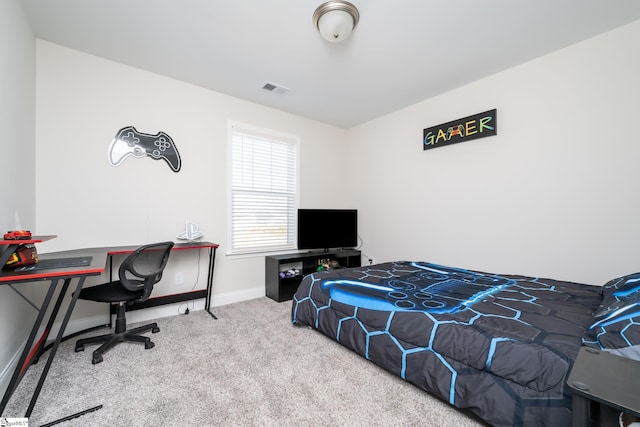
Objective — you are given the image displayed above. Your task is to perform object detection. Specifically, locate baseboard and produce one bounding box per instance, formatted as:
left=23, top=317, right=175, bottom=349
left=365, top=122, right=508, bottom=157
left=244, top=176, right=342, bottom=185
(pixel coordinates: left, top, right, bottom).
left=0, top=286, right=265, bottom=400
left=210, top=286, right=265, bottom=308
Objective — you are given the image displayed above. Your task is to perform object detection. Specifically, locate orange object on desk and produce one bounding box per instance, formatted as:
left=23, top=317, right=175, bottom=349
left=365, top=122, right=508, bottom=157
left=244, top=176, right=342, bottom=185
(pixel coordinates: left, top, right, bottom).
left=3, top=230, right=32, bottom=240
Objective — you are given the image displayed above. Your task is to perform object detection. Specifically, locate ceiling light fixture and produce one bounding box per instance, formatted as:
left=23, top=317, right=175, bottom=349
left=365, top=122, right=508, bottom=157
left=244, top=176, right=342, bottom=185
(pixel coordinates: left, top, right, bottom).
left=313, top=1, right=360, bottom=43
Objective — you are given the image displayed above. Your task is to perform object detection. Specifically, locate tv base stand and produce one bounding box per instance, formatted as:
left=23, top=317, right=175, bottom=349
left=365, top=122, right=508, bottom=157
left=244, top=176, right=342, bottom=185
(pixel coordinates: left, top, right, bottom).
left=265, top=249, right=361, bottom=302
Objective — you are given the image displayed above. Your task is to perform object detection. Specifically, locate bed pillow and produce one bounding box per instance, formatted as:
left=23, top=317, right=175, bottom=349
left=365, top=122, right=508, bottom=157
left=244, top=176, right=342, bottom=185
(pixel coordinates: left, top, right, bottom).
left=583, top=272, right=640, bottom=350
left=593, top=272, right=640, bottom=318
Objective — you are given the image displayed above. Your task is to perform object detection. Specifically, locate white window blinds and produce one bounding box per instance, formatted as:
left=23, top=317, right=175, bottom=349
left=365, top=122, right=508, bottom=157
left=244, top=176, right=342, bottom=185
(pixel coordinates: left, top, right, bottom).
left=229, top=123, right=298, bottom=254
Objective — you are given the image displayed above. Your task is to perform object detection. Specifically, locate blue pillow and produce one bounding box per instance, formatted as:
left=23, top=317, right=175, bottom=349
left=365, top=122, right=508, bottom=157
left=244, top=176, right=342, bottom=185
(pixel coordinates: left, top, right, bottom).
left=593, top=273, right=640, bottom=318
left=583, top=273, right=640, bottom=349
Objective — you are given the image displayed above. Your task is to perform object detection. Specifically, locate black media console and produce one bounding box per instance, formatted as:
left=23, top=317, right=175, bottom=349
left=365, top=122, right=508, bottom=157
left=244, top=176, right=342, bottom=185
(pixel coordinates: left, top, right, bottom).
left=265, top=249, right=361, bottom=302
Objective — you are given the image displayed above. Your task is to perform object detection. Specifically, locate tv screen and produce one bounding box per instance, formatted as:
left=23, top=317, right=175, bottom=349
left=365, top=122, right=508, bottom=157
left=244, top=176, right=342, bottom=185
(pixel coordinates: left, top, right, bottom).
left=297, top=209, right=358, bottom=250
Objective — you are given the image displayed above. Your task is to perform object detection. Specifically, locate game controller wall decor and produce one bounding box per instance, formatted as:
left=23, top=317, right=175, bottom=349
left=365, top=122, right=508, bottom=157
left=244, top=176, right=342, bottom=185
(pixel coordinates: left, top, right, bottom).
left=423, top=108, right=497, bottom=151
left=108, top=126, right=182, bottom=172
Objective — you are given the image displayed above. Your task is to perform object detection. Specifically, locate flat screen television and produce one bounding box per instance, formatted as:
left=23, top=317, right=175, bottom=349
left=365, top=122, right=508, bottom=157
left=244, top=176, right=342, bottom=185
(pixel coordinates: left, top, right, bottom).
left=297, top=209, right=358, bottom=251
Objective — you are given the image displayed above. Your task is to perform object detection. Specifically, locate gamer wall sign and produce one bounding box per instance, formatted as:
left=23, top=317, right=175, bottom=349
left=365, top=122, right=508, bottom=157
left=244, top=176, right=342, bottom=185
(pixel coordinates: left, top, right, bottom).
left=423, top=109, right=497, bottom=151
left=108, top=126, right=182, bottom=172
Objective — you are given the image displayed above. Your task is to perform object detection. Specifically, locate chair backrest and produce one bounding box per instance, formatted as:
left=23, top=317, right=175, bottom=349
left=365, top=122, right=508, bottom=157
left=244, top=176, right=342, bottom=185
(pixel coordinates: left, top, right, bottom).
left=118, top=241, right=174, bottom=302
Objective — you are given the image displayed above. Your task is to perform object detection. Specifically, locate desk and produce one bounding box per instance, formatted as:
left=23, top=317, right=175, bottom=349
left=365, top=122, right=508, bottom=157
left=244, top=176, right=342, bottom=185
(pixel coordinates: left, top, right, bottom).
left=0, top=244, right=108, bottom=418
left=567, top=347, right=640, bottom=426
left=0, top=239, right=219, bottom=419
left=105, top=241, right=219, bottom=318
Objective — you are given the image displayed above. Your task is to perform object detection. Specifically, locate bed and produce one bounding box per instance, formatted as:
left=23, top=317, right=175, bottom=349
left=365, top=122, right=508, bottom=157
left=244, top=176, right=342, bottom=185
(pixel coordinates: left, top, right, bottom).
left=291, top=261, right=640, bottom=427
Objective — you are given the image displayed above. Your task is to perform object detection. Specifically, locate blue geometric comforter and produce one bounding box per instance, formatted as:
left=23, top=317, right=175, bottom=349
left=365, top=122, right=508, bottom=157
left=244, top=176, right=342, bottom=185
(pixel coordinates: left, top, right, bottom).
left=291, top=261, right=602, bottom=427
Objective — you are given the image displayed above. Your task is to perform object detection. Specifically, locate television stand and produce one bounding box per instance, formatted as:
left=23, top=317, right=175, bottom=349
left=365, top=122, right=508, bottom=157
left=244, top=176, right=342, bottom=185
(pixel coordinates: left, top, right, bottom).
left=265, top=249, right=361, bottom=302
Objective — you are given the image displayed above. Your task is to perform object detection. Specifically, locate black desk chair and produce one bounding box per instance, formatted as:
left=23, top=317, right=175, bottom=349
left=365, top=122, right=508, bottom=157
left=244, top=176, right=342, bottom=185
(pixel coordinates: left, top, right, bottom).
left=75, top=241, right=174, bottom=364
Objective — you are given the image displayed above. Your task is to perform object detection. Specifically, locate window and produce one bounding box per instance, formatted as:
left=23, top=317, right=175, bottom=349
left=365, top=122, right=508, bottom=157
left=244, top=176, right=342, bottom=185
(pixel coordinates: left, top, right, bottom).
left=228, top=122, right=299, bottom=255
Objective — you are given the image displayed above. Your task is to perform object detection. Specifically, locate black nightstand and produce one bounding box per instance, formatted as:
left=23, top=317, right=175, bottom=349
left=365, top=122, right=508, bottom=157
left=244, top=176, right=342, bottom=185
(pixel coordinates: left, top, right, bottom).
left=567, top=347, right=640, bottom=427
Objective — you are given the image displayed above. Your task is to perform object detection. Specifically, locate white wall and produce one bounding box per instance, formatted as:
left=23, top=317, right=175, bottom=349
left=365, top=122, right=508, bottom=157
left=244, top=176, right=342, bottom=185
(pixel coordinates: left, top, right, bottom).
left=348, top=20, right=640, bottom=285
left=34, top=41, right=350, bottom=326
left=0, top=0, right=37, bottom=394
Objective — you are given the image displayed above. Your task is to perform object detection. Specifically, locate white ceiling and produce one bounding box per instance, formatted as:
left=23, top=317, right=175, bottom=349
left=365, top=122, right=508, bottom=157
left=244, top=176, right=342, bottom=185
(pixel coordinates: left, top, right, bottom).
left=21, top=0, right=640, bottom=129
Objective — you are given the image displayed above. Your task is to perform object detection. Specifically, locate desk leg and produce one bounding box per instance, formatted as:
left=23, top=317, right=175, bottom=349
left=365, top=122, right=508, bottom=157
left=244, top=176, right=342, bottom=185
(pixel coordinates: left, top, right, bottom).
left=572, top=394, right=590, bottom=427
left=26, top=276, right=86, bottom=417
left=205, top=247, right=217, bottom=319
left=108, top=255, right=114, bottom=328
left=32, top=278, right=73, bottom=364
left=0, top=279, right=60, bottom=415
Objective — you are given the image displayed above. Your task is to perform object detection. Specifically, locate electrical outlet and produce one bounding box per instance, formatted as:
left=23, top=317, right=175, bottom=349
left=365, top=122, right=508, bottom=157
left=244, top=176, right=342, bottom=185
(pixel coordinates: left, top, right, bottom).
left=175, top=272, right=184, bottom=285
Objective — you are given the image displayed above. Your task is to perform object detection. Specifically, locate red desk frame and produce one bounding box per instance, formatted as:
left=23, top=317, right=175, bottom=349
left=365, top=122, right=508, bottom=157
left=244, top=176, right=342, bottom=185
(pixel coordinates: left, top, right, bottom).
left=0, top=239, right=107, bottom=419
left=0, top=238, right=219, bottom=419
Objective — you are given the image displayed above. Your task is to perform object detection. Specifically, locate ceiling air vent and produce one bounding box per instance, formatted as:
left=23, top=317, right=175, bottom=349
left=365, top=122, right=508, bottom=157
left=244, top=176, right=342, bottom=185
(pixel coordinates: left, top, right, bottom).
left=261, top=82, right=291, bottom=95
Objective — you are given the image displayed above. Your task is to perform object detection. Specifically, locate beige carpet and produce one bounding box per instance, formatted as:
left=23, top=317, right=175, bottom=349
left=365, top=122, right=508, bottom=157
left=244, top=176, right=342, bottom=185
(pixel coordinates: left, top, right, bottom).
left=3, top=297, right=484, bottom=426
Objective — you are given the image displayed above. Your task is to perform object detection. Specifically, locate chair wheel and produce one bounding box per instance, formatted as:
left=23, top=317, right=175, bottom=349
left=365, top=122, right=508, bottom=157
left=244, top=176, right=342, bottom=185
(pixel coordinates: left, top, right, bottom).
left=75, top=345, right=85, bottom=352
left=145, top=341, right=155, bottom=350
left=152, top=326, right=160, bottom=333
left=92, top=355, right=103, bottom=364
